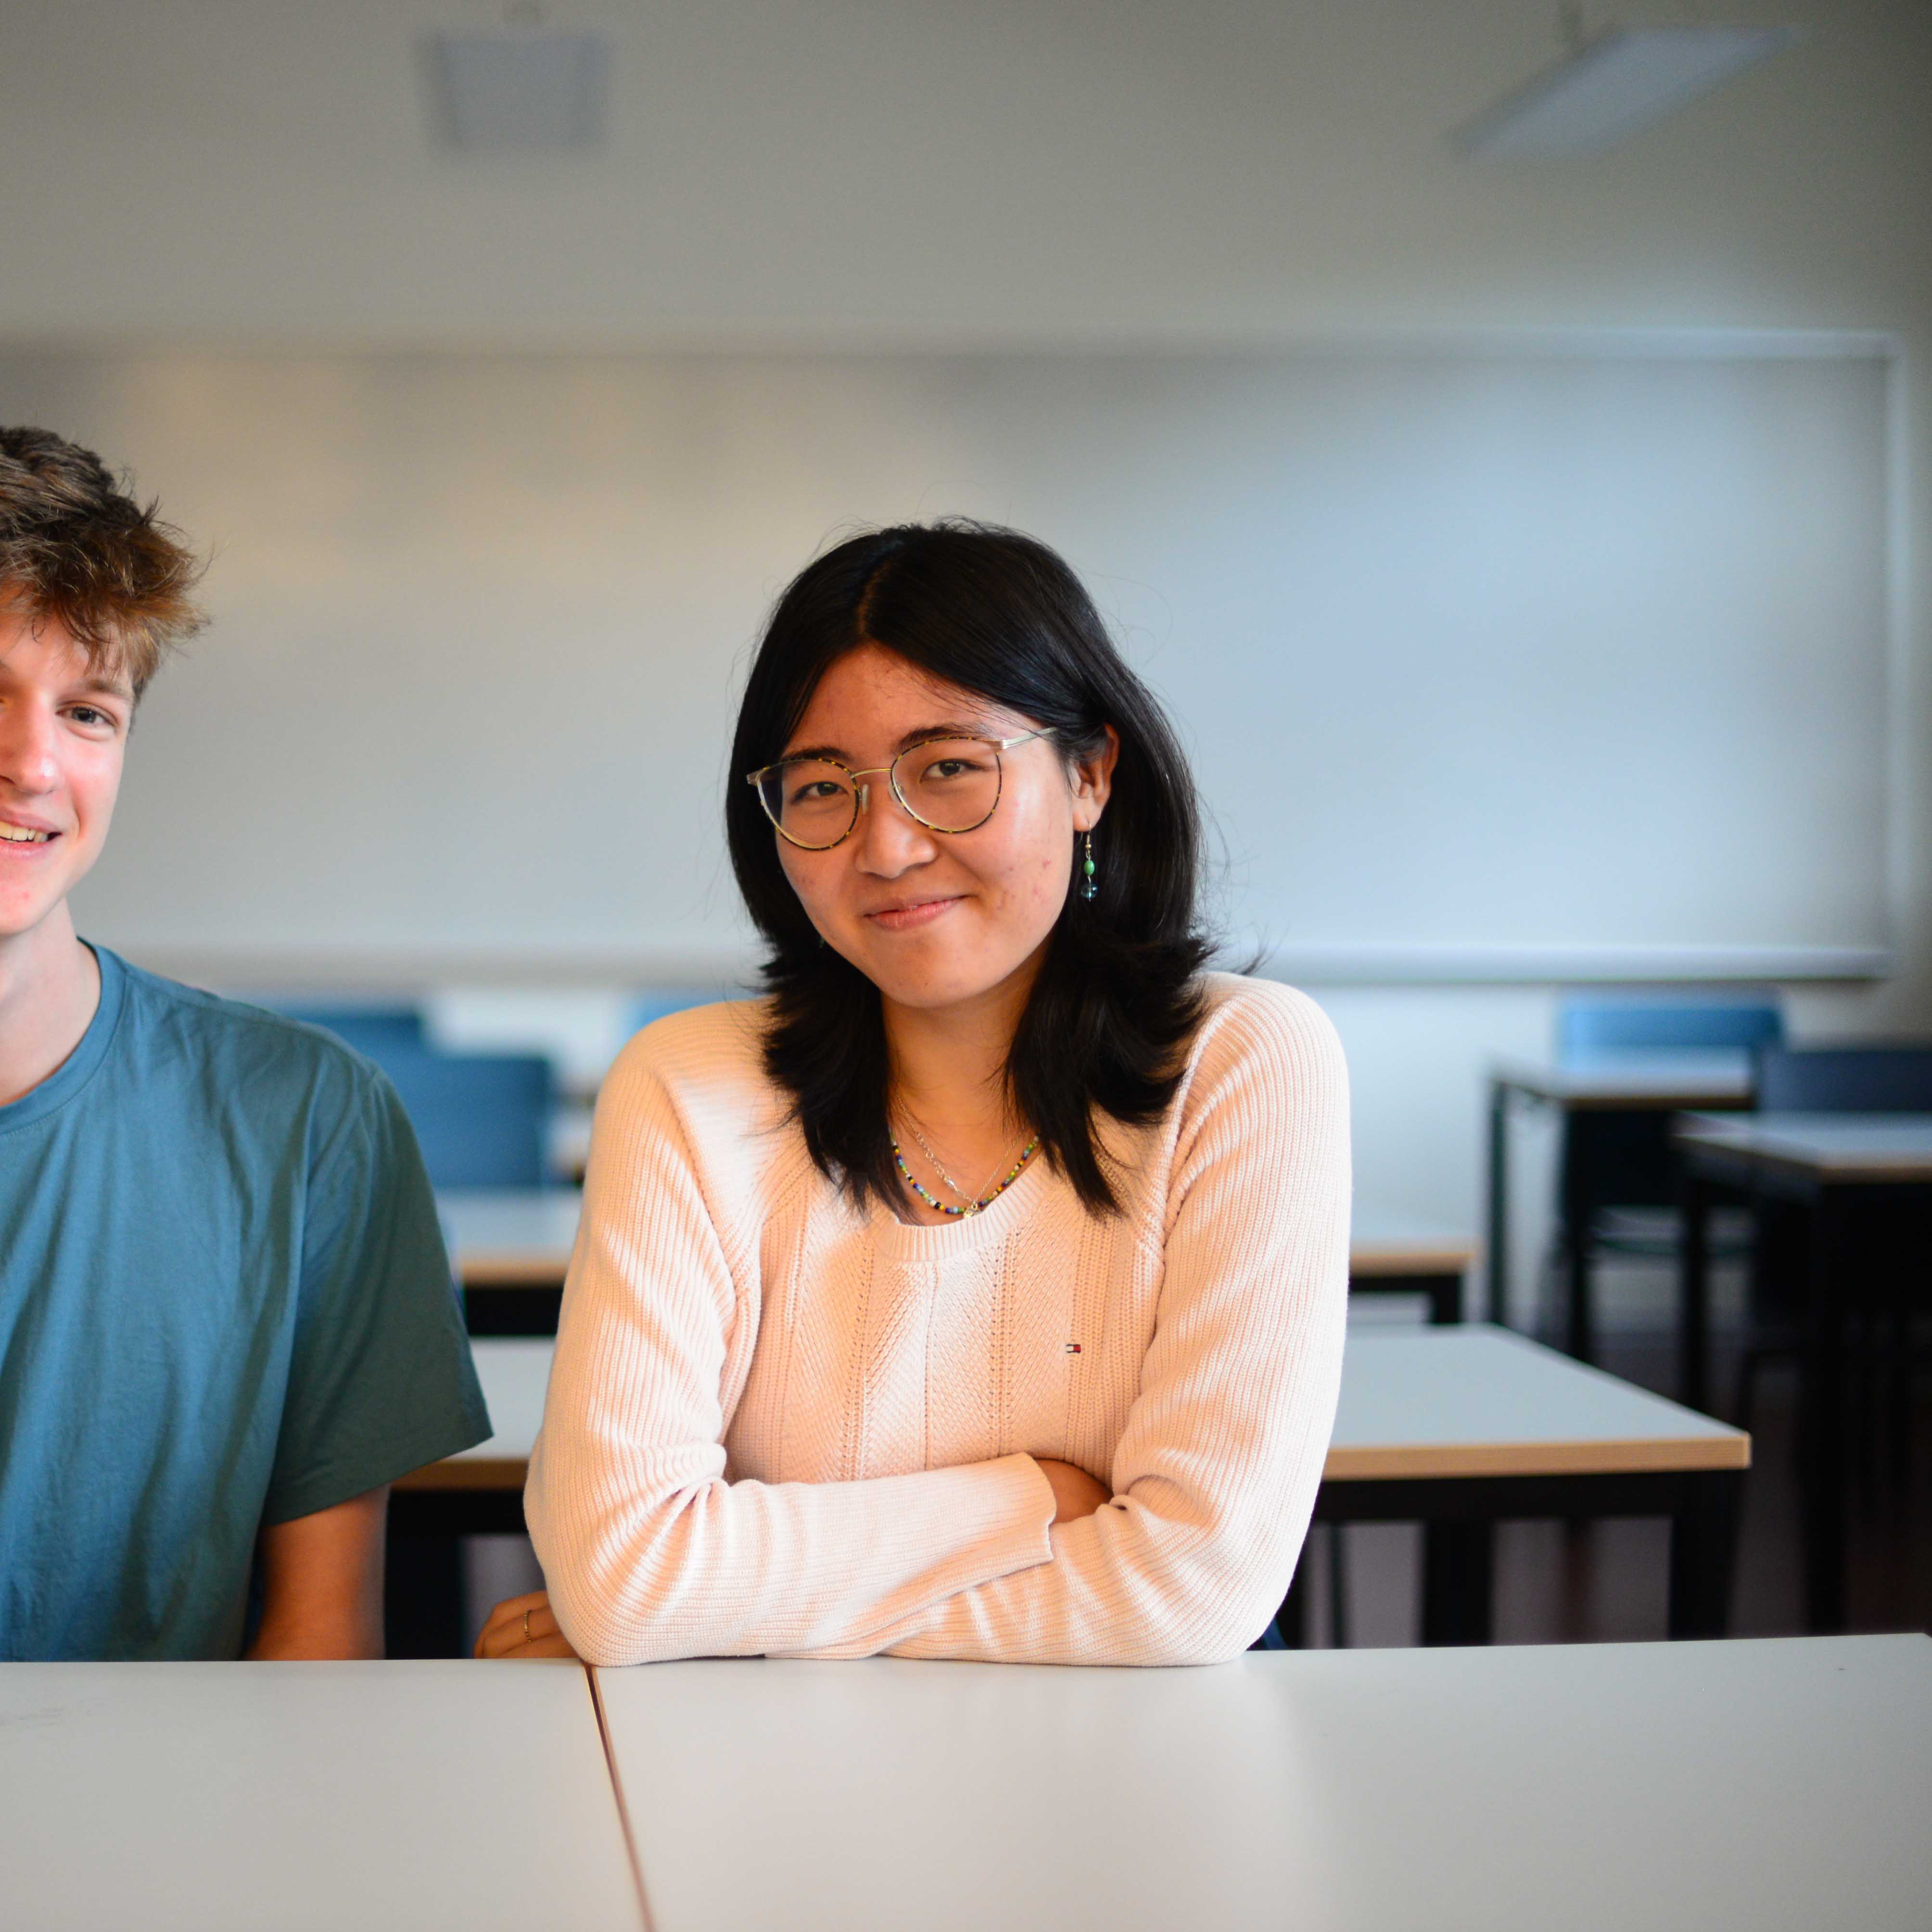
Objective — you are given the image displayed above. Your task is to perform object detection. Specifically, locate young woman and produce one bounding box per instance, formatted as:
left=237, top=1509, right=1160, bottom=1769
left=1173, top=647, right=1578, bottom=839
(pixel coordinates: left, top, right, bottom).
left=480, top=521, right=1348, bottom=1666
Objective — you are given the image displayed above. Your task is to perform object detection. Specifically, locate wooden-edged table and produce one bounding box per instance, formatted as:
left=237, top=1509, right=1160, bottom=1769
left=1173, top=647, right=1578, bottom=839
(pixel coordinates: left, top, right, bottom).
left=394, top=1336, right=552, bottom=1538
left=1290, top=1324, right=1748, bottom=1645
left=1674, top=1110, right=1932, bottom=1632
left=416, top=1329, right=1747, bottom=1647
left=1487, top=1050, right=1755, bottom=1361
left=1347, top=1211, right=1472, bottom=1323
left=440, top=1188, right=582, bottom=1334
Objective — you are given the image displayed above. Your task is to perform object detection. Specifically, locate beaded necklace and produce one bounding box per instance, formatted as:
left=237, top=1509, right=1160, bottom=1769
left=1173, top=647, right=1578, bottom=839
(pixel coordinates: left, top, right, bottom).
left=902, top=1117, right=1008, bottom=1208
left=891, top=1131, right=1040, bottom=1218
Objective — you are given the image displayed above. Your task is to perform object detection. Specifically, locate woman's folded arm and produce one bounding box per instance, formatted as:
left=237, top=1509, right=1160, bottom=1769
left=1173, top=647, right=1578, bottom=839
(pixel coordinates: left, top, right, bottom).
left=801, top=989, right=1351, bottom=1666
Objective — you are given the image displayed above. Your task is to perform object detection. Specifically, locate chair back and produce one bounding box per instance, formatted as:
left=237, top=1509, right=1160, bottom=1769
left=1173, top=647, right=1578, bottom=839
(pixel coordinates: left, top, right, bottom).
left=1753, top=1043, right=1932, bottom=1114
left=1557, top=998, right=1783, bottom=1059
left=278, top=1006, right=428, bottom=1057
left=377, top=1049, right=555, bottom=1189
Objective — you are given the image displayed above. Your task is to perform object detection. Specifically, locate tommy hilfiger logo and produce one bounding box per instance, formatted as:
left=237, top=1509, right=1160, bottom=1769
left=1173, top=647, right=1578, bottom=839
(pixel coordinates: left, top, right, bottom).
left=1064, top=1343, right=1082, bottom=1354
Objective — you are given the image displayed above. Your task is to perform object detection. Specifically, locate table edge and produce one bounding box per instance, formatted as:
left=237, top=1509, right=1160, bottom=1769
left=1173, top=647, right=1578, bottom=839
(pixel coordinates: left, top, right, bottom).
left=1324, top=1434, right=1751, bottom=1479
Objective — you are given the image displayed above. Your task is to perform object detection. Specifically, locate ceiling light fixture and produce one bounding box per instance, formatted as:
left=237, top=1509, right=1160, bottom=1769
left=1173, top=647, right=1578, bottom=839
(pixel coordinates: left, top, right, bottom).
left=1451, top=13, right=1805, bottom=159
left=425, top=26, right=611, bottom=151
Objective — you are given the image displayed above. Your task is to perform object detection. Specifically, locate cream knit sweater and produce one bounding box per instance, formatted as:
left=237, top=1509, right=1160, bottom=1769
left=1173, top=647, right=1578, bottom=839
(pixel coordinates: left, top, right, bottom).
left=526, top=972, right=1350, bottom=1667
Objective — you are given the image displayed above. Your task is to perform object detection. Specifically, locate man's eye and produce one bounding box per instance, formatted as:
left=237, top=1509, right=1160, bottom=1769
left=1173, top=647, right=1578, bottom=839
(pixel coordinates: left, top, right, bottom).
left=69, top=706, right=114, bottom=728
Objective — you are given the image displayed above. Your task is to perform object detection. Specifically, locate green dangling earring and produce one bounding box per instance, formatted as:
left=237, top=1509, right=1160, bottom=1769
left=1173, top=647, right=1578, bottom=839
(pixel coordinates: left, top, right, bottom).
left=1080, top=830, right=1097, bottom=901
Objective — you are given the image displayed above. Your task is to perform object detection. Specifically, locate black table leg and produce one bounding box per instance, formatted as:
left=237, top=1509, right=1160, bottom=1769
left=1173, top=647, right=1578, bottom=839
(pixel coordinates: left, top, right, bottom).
left=1327, top=1523, right=1350, bottom=1647
left=1678, top=1167, right=1713, bottom=1411
left=1561, top=1136, right=1595, bottom=1364
left=1429, top=1271, right=1462, bottom=1325
left=383, top=1525, right=466, bottom=1659
left=1421, top=1521, right=1494, bottom=1645
left=1666, top=1469, right=1741, bottom=1638
left=1487, top=1080, right=1509, bottom=1326
left=1273, top=1561, right=1310, bottom=1648
left=1803, top=1187, right=1850, bottom=1633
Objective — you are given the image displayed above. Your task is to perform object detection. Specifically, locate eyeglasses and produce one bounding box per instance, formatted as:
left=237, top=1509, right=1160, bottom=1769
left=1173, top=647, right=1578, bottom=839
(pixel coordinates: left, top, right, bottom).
left=745, top=732, right=1047, bottom=851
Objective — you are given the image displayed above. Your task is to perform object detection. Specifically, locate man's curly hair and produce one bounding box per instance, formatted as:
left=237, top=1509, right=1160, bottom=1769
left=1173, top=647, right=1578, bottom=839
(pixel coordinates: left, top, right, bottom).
left=0, top=425, right=205, bottom=694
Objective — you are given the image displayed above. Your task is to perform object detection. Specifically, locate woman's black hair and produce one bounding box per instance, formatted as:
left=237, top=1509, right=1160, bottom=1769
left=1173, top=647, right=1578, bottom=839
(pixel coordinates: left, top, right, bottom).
left=726, top=519, right=1210, bottom=1214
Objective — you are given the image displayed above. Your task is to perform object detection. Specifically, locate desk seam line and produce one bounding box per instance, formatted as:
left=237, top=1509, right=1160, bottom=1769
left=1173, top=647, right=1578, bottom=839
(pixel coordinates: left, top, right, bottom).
left=586, top=1665, right=656, bottom=1932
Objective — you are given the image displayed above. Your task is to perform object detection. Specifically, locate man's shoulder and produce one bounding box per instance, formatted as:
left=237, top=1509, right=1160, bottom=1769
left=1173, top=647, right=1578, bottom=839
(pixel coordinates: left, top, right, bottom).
left=106, top=951, right=387, bottom=1116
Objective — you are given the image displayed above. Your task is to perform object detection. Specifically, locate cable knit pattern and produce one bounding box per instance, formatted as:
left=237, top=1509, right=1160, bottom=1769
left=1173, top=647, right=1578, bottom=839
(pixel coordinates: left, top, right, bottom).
left=526, top=972, right=1350, bottom=1667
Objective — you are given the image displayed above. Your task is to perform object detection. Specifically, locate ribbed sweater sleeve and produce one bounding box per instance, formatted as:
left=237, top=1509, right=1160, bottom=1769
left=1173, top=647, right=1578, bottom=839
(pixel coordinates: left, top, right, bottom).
left=523, top=1042, right=1057, bottom=1666
left=812, top=986, right=1351, bottom=1665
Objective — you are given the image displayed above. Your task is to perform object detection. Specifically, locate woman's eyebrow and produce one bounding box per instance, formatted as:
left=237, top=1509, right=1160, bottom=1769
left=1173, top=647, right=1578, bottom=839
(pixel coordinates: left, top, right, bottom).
left=895, top=721, right=996, bottom=750
left=778, top=723, right=998, bottom=762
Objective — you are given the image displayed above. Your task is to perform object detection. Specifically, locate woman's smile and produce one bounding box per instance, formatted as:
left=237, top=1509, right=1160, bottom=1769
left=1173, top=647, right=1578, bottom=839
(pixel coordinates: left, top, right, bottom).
left=864, top=893, right=965, bottom=931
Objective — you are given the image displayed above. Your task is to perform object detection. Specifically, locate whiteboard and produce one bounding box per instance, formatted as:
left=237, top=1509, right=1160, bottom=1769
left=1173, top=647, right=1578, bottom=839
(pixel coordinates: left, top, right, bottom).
left=1, top=340, right=1889, bottom=985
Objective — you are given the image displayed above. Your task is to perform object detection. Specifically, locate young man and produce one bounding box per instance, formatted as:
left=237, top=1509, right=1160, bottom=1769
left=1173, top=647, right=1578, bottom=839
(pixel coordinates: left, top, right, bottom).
left=0, top=425, right=489, bottom=1659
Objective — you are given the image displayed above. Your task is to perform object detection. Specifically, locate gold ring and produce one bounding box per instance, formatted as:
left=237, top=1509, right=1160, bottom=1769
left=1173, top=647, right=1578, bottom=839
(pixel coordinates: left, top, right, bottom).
left=522, top=1608, right=533, bottom=1644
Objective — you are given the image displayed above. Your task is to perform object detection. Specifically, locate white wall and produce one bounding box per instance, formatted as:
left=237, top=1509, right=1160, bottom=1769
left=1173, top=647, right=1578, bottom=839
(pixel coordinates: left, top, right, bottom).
left=3, top=341, right=1894, bottom=987
left=2, top=0, right=1927, bottom=1300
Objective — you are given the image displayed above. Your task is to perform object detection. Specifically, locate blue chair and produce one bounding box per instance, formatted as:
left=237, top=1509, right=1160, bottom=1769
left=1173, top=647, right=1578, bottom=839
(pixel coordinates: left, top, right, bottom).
left=267, top=1008, right=552, bottom=1188
left=1559, top=999, right=1784, bottom=1059
left=276, top=1005, right=428, bottom=1058
left=1547, top=997, right=1784, bottom=1366
left=375, top=1048, right=555, bottom=1191
left=1754, top=1043, right=1932, bottom=1114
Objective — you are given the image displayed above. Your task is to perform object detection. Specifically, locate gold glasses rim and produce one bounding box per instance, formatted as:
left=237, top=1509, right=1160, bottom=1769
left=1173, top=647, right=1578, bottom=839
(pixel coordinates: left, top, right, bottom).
left=744, top=730, right=1047, bottom=851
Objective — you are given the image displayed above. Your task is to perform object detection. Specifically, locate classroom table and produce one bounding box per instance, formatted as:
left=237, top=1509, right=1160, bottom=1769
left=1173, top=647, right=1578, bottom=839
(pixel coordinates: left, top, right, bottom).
left=394, top=1335, right=552, bottom=1537
left=1290, top=1324, right=1748, bottom=1644
left=1346, top=1210, right=1472, bottom=1323
left=442, top=1191, right=1473, bottom=1333
left=416, top=1328, right=1747, bottom=1646
left=1486, top=1050, right=1754, bottom=1361
left=591, top=1634, right=1932, bottom=1932
left=1675, top=1111, right=1932, bottom=1634
left=0, top=1660, right=642, bottom=1932
left=439, top=1187, right=582, bottom=1334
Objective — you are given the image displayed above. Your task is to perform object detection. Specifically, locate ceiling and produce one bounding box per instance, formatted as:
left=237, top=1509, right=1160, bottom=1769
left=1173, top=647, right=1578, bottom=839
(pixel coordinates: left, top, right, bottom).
left=0, top=0, right=1926, bottom=346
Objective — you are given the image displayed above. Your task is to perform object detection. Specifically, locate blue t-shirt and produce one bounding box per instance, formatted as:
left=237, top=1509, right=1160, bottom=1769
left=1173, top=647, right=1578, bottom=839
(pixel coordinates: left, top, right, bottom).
left=0, top=947, right=491, bottom=1659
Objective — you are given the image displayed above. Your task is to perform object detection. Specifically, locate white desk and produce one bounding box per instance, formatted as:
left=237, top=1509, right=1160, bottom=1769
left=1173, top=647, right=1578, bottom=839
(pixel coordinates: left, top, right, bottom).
left=1674, top=1112, right=1932, bottom=1633
left=1487, top=1050, right=1756, bottom=1359
left=415, top=1328, right=1747, bottom=1491
left=1676, top=1111, right=1932, bottom=1181
left=1347, top=1210, right=1473, bottom=1323
left=396, top=1336, right=553, bottom=1495
left=1329, top=1325, right=1746, bottom=1481
left=0, top=1660, right=642, bottom=1932
left=416, top=1330, right=1746, bottom=1641
left=1311, top=1327, right=1747, bottom=1643
left=1492, top=1050, right=1755, bottom=1109
left=439, top=1187, right=583, bottom=1286
left=594, top=1635, right=1932, bottom=1932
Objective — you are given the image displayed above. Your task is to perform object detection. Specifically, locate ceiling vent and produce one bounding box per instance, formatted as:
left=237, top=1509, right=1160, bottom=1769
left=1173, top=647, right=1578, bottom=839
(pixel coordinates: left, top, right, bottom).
left=1452, top=22, right=1804, bottom=158
left=425, top=29, right=611, bottom=151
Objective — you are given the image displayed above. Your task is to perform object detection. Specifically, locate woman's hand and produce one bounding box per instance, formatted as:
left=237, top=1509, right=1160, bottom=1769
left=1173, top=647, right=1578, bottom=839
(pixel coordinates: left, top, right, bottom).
left=474, top=1589, right=581, bottom=1661
left=1034, top=1457, right=1109, bottom=1524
